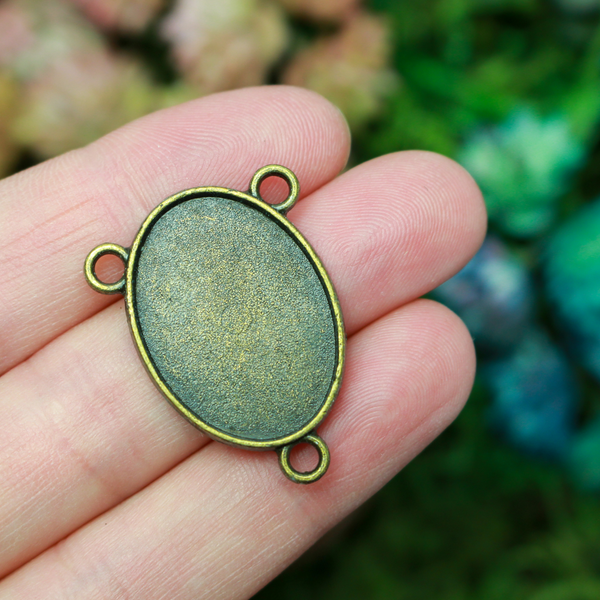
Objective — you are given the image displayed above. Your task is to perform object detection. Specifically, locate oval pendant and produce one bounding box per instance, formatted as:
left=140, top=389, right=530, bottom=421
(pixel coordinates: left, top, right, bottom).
left=84, top=166, right=345, bottom=483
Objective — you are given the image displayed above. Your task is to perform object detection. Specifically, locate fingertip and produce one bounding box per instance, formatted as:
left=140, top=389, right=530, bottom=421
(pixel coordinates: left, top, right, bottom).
left=411, top=150, right=488, bottom=262
left=371, top=150, right=487, bottom=261
left=381, top=297, right=476, bottom=428
left=332, top=298, right=476, bottom=460
left=412, top=298, right=476, bottom=422
left=293, top=149, right=487, bottom=335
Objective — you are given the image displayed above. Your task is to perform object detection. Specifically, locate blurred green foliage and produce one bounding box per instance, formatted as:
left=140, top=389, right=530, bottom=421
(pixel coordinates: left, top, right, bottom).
left=356, top=0, right=600, bottom=161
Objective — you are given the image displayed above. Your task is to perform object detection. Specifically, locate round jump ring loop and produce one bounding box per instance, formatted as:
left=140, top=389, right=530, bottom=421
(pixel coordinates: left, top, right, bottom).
left=249, top=165, right=300, bottom=215
left=84, top=243, right=129, bottom=295
left=278, top=433, right=330, bottom=484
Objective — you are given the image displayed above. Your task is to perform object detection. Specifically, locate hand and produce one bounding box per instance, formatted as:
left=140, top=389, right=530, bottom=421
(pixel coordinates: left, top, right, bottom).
left=0, top=86, right=486, bottom=599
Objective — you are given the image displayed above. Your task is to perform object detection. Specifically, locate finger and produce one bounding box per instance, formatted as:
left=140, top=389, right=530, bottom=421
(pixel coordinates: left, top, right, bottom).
left=291, top=150, right=486, bottom=333
left=0, top=150, right=485, bottom=576
left=0, top=85, right=351, bottom=375
left=0, top=302, right=206, bottom=579
left=0, top=300, right=476, bottom=599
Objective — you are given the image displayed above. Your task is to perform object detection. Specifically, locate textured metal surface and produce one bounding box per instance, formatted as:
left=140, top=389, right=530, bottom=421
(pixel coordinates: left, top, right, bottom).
left=133, top=196, right=336, bottom=442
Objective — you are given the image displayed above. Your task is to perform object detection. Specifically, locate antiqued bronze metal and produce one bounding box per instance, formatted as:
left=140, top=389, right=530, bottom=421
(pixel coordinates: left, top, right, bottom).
left=85, top=165, right=345, bottom=484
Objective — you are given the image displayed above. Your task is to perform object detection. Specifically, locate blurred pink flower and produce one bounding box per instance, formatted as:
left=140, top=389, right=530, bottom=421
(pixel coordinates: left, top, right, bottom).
left=274, top=0, right=359, bottom=22
left=0, top=0, right=181, bottom=157
left=283, top=14, right=398, bottom=129
left=161, top=0, right=288, bottom=94
left=69, top=0, right=167, bottom=32
left=0, top=0, right=103, bottom=82
left=11, top=51, right=163, bottom=157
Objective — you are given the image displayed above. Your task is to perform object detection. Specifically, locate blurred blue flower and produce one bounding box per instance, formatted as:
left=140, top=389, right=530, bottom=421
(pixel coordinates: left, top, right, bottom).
left=460, top=109, right=585, bottom=238
left=483, top=330, right=579, bottom=461
left=545, top=198, right=600, bottom=382
left=432, top=234, right=534, bottom=357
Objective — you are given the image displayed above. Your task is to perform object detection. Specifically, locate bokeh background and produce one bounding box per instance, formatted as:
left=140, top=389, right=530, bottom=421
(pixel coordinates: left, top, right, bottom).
left=2, top=0, right=600, bottom=597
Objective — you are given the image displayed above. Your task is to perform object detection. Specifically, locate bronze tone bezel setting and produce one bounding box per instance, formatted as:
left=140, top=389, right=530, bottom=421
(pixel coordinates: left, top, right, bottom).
left=84, top=166, right=345, bottom=483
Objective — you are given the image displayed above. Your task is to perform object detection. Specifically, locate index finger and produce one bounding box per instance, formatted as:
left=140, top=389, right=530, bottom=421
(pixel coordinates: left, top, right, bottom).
left=0, top=86, right=351, bottom=375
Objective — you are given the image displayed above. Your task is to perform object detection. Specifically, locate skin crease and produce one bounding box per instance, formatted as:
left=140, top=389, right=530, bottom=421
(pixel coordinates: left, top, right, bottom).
left=0, top=86, right=486, bottom=599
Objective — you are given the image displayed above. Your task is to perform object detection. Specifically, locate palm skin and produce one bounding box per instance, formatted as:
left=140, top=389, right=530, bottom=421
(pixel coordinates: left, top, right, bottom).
left=0, top=86, right=486, bottom=599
